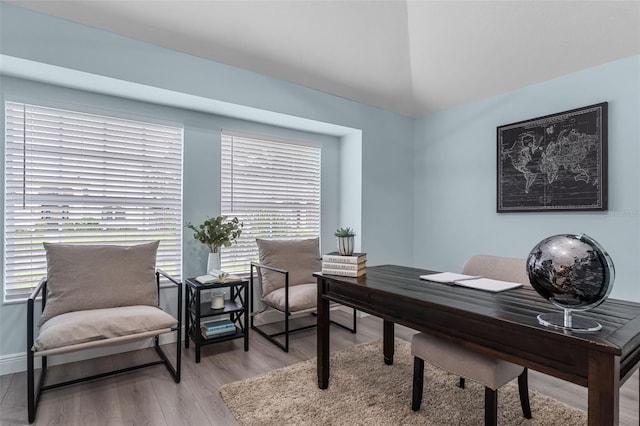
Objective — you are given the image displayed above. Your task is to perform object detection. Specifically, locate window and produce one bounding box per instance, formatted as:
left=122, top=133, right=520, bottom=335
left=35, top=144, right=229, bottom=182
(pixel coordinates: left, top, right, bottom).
left=3, top=102, right=183, bottom=302
left=221, top=131, right=321, bottom=273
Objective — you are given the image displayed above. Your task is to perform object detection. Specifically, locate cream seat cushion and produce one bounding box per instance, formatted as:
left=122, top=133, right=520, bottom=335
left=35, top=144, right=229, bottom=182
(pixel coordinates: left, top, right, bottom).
left=262, top=283, right=317, bottom=313
left=40, top=241, right=160, bottom=325
left=33, top=305, right=177, bottom=356
left=412, top=332, right=523, bottom=390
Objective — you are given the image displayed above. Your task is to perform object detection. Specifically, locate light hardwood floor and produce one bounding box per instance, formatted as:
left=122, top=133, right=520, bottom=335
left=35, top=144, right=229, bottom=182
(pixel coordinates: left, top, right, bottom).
left=1, top=312, right=638, bottom=425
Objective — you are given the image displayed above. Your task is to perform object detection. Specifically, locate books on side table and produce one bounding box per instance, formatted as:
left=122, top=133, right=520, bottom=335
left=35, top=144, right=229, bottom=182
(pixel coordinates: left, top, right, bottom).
left=195, top=269, right=242, bottom=285
left=200, top=319, right=236, bottom=339
left=322, top=252, right=366, bottom=277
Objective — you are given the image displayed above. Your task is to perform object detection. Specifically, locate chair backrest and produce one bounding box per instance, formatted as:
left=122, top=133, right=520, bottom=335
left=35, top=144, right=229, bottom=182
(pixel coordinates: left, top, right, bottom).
left=462, top=254, right=530, bottom=286
left=40, top=241, right=159, bottom=325
left=256, top=237, right=321, bottom=297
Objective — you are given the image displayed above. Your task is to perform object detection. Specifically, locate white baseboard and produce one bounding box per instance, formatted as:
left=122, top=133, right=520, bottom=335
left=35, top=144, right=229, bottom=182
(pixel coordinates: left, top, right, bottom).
left=0, top=353, right=27, bottom=376
left=0, top=330, right=180, bottom=376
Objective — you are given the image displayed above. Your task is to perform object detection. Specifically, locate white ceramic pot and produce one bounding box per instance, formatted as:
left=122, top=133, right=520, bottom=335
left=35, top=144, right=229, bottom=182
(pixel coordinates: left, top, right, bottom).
left=337, top=236, right=354, bottom=256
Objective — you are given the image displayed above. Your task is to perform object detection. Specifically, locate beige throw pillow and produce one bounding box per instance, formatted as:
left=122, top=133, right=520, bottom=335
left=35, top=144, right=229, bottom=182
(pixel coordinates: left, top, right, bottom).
left=40, top=241, right=159, bottom=325
left=256, top=238, right=321, bottom=297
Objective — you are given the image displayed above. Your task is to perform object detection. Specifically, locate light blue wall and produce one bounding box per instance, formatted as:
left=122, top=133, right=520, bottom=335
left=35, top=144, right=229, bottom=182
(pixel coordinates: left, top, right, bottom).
left=413, top=55, right=640, bottom=302
left=0, top=3, right=415, bottom=361
left=0, top=3, right=415, bottom=266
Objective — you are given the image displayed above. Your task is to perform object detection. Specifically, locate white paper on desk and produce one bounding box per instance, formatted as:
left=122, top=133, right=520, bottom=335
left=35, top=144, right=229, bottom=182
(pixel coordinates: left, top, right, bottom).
left=419, top=272, right=480, bottom=284
left=454, top=277, right=522, bottom=293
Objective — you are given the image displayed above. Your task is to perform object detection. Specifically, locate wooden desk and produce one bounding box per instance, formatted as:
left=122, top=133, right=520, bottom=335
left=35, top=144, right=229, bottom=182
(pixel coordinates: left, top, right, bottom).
left=315, top=265, right=640, bottom=426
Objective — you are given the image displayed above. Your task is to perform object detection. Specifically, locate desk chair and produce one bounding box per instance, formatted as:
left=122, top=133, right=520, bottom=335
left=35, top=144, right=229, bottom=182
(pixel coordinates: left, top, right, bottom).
left=411, top=255, right=532, bottom=425
left=250, top=237, right=356, bottom=352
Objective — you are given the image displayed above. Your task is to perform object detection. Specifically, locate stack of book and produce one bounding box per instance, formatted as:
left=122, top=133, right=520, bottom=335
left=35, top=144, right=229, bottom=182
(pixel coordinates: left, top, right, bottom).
left=201, top=319, right=236, bottom=339
left=321, top=252, right=366, bottom=277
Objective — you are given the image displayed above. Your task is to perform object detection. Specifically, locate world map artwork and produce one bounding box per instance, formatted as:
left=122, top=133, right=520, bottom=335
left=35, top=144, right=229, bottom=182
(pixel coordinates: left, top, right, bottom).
left=497, top=103, right=607, bottom=212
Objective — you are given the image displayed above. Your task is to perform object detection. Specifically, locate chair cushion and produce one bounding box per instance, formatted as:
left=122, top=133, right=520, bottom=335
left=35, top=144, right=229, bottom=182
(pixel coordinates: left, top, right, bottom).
left=262, top=283, right=317, bottom=313
left=256, top=238, right=321, bottom=296
left=411, top=332, right=524, bottom=390
left=462, top=254, right=530, bottom=286
left=33, top=305, right=177, bottom=355
left=40, top=241, right=160, bottom=325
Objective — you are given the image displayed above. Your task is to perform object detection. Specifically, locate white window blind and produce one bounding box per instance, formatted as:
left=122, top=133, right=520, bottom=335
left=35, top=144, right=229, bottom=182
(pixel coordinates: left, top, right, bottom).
left=3, top=102, right=183, bottom=302
left=221, top=131, right=321, bottom=274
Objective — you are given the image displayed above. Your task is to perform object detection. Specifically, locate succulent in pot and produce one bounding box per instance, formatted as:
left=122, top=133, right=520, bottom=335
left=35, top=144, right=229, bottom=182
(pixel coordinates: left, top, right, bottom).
left=334, top=227, right=356, bottom=256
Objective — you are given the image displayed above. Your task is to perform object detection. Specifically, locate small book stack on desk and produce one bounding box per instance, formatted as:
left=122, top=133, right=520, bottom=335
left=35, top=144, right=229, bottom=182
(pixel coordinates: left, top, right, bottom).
left=321, top=252, right=366, bottom=277
left=201, top=319, right=236, bottom=339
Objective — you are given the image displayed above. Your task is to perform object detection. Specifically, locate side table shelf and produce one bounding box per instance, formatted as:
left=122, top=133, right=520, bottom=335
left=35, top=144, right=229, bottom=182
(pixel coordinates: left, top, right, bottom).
left=184, top=277, right=250, bottom=363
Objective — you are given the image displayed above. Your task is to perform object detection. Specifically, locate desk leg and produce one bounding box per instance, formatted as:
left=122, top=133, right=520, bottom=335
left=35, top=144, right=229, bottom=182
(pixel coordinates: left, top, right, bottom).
left=185, top=287, right=191, bottom=349
left=317, top=277, right=330, bottom=389
left=243, top=282, right=249, bottom=351
left=587, top=350, right=619, bottom=426
left=383, top=320, right=394, bottom=365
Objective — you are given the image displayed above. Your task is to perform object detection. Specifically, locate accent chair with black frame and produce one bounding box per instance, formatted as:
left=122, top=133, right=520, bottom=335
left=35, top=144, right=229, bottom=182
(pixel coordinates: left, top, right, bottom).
left=411, top=255, right=532, bottom=426
left=27, top=241, right=182, bottom=423
left=250, top=237, right=357, bottom=352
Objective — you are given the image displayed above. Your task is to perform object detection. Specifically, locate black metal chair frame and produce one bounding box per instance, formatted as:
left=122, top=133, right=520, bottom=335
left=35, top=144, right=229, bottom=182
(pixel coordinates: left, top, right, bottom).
left=250, top=262, right=357, bottom=352
left=412, top=358, right=532, bottom=425
left=27, top=269, right=182, bottom=423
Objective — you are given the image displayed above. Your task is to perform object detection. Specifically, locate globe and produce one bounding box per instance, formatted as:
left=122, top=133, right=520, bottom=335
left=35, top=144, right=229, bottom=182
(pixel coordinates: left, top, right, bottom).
left=526, top=233, right=615, bottom=332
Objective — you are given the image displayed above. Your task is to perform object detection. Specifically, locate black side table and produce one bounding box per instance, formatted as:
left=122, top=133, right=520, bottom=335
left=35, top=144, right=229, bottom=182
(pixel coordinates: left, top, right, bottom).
left=184, top=277, right=249, bottom=363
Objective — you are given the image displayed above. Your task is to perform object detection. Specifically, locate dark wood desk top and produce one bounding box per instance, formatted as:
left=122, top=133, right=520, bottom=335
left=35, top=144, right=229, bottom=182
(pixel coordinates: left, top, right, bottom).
left=315, top=264, right=640, bottom=383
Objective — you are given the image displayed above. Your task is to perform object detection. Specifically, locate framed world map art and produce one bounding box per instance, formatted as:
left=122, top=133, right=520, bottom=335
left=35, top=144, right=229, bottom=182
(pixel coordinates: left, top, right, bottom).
left=497, top=102, right=608, bottom=212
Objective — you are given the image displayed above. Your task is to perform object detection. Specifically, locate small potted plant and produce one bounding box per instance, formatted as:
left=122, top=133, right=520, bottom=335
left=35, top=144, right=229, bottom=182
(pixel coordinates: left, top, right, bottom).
left=186, top=215, right=243, bottom=272
left=334, top=227, right=356, bottom=256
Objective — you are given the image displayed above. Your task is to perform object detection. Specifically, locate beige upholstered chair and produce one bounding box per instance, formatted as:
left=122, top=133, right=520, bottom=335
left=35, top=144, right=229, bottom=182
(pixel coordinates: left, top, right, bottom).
left=411, top=255, right=532, bottom=425
left=250, top=237, right=356, bottom=352
left=27, top=242, right=181, bottom=423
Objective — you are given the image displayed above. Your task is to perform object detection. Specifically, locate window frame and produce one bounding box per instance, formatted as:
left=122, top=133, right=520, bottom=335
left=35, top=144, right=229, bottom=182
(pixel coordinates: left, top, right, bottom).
left=3, top=101, right=184, bottom=302
left=220, top=130, right=321, bottom=274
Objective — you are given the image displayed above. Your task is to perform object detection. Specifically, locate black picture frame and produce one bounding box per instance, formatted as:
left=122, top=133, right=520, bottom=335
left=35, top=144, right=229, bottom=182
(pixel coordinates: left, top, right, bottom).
left=497, top=102, right=608, bottom=212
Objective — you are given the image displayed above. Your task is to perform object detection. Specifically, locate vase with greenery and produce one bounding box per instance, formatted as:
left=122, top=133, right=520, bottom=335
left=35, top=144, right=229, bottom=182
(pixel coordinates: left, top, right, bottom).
left=186, top=215, right=243, bottom=272
left=334, top=227, right=356, bottom=256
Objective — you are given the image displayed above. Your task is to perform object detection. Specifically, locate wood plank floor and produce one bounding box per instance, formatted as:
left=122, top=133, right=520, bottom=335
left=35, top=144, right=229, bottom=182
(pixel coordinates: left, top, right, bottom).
left=1, top=312, right=638, bottom=425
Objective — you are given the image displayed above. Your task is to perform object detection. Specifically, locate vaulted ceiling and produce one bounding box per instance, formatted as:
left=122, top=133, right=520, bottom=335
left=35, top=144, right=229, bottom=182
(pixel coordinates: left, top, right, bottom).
left=8, top=0, right=640, bottom=117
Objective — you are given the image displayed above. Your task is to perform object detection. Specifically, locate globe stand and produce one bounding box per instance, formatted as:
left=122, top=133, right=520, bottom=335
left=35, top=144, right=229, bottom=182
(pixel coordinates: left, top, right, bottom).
left=537, top=309, right=602, bottom=333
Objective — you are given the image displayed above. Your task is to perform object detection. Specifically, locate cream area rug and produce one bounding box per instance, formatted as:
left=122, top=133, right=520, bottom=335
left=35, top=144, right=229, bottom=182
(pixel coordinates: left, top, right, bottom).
left=221, top=339, right=587, bottom=425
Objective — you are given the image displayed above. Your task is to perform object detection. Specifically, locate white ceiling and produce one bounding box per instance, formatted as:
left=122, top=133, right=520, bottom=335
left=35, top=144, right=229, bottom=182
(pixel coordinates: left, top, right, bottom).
left=8, top=0, right=640, bottom=117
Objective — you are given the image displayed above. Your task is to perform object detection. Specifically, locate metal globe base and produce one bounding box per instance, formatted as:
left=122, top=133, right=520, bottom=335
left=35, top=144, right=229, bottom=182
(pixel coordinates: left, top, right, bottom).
left=537, top=309, right=602, bottom=333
